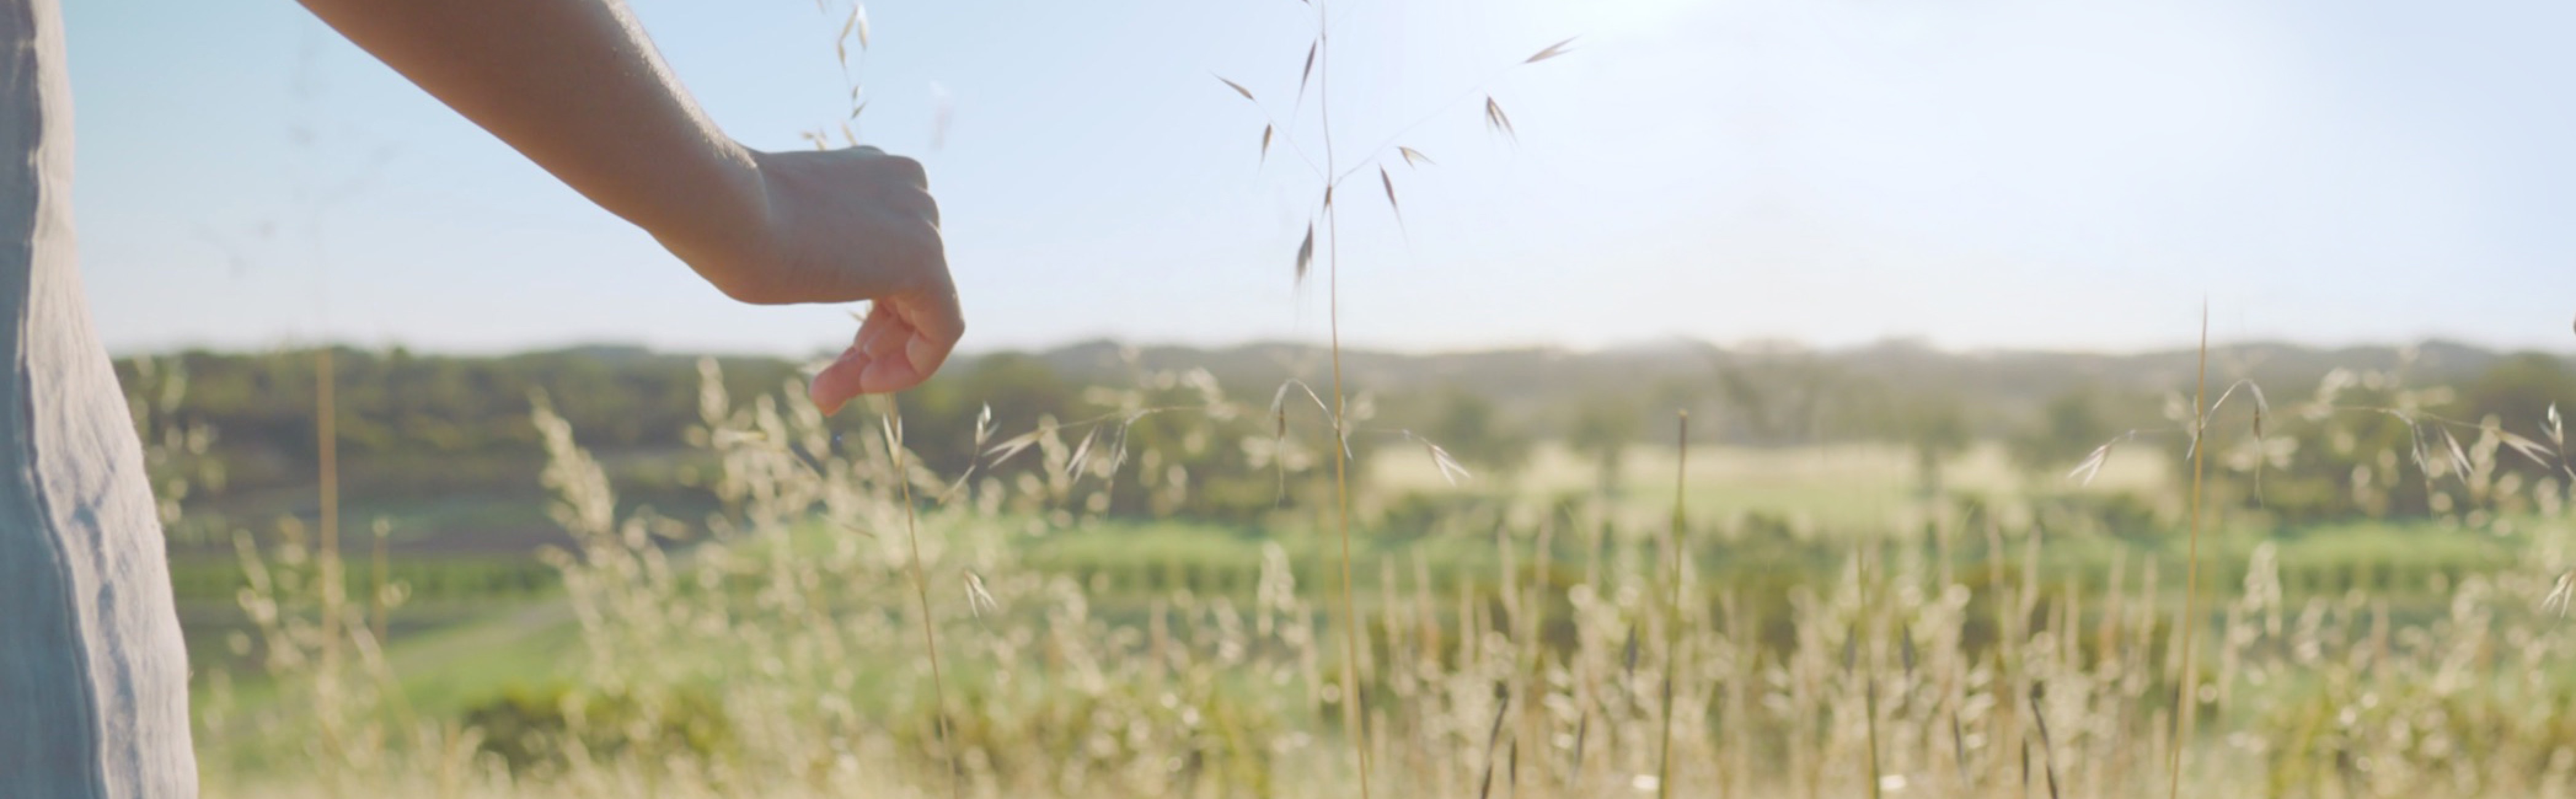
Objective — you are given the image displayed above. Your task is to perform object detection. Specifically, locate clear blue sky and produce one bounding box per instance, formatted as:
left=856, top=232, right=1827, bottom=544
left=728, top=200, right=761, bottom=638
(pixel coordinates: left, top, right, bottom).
left=65, top=0, right=2576, bottom=357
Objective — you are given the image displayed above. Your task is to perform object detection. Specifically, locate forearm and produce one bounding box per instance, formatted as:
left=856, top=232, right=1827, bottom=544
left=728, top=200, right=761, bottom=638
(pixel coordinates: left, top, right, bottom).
left=299, top=0, right=960, bottom=399
left=296, top=0, right=765, bottom=276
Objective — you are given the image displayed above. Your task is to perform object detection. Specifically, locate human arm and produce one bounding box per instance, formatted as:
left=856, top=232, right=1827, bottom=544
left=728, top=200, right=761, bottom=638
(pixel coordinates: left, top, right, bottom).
left=294, top=0, right=960, bottom=410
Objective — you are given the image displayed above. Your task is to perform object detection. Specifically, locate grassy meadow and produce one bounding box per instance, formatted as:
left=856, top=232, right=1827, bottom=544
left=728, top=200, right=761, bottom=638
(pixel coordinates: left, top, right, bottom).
left=121, top=340, right=2576, bottom=798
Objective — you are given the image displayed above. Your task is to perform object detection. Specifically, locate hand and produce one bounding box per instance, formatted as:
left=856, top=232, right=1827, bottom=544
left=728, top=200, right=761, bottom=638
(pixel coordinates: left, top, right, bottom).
left=658, top=145, right=962, bottom=413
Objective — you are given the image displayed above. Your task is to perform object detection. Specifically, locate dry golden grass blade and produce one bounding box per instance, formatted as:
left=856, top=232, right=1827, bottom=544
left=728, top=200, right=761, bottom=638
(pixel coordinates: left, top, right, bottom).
left=2498, top=427, right=2555, bottom=470
left=1484, top=96, right=1517, bottom=141
left=982, top=429, right=1043, bottom=466
left=2031, top=684, right=2063, bottom=799
left=1261, top=125, right=1274, bottom=162
left=1300, top=41, right=1319, bottom=98
left=2068, top=440, right=2116, bottom=486
left=962, top=570, right=998, bottom=619
left=1525, top=36, right=1578, bottom=63
left=1065, top=426, right=1098, bottom=482
left=1951, top=710, right=1970, bottom=787
left=1269, top=385, right=1292, bottom=439
left=831, top=5, right=871, bottom=70
left=1413, top=434, right=1469, bottom=486
left=1397, top=146, right=1434, bottom=168
left=1477, top=684, right=1511, bottom=799
left=1294, top=222, right=1315, bottom=283
left=1570, top=709, right=1591, bottom=786
left=834, top=9, right=855, bottom=65
left=2441, top=427, right=2473, bottom=481
left=2250, top=383, right=2268, bottom=432
left=1378, top=166, right=1401, bottom=222
left=1622, top=623, right=1640, bottom=674
left=1219, top=75, right=1257, bottom=101
left=1898, top=621, right=1916, bottom=676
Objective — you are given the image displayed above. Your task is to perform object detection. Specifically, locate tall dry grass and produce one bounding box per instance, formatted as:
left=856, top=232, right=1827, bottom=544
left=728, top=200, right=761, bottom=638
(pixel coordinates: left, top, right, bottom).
left=164, top=351, right=2576, bottom=798
left=1213, top=4, right=1579, bottom=792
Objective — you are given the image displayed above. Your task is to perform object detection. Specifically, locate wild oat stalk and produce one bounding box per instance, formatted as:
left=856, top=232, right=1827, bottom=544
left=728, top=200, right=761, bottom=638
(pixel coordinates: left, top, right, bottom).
left=882, top=396, right=962, bottom=799
left=1214, top=7, right=1570, bottom=793
left=803, top=10, right=960, bottom=795
left=1862, top=559, right=1883, bottom=799
left=2166, top=305, right=2211, bottom=799
left=315, top=347, right=343, bottom=677
left=1476, top=684, right=1509, bottom=799
left=2031, top=683, right=2063, bottom=799
left=1659, top=411, right=1687, bottom=799
left=1311, top=9, right=1373, bottom=795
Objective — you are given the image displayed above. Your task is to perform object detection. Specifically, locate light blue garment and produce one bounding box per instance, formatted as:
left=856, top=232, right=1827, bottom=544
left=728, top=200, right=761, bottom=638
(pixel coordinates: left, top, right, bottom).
left=0, top=0, right=199, bottom=795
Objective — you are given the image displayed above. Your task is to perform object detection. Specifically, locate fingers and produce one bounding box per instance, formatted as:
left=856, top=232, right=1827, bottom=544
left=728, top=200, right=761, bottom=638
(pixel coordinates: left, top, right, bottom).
left=807, top=344, right=871, bottom=415
left=899, top=285, right=965, bottom=388
left=807, top=288, right=966, bottom=412
left=808, top=307, right=902, bottom=413
left=855, top=304, right=907, bottom=360
left=850, top=301, right=937, bottom=395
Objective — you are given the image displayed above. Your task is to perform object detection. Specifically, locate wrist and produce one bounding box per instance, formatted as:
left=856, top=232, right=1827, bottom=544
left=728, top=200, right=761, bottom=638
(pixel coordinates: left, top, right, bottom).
left=659, top=140, right=782, bottom=302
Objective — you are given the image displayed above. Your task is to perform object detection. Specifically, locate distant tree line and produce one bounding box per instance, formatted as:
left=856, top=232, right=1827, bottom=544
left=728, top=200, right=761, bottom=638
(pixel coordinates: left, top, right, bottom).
left=120, top=341, right=2576, bottom=538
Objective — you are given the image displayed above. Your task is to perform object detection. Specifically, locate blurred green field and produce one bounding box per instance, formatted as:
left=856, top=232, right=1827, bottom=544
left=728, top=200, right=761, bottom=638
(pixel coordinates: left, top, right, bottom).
left=192, top=438, right=2523, bottom=744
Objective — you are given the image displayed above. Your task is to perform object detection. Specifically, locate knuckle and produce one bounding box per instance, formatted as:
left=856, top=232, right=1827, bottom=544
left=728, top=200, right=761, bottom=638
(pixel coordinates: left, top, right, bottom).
left=917, top=194, right=941, bottom=226
left=919, top=224, right=947, bottom=259
left=886, top=155, right=929, bottom=187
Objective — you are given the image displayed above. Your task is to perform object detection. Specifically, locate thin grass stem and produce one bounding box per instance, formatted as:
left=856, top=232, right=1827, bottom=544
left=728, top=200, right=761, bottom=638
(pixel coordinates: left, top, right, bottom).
left=1314, top=5, right=1373, bottom=795
left=1658, top=410, right=1687, bottom=799
left=1863, top=557, right=1883, bottom=799
left=2166, top=304, right=2210, bottom=799
left=887, top=396, right=962, bottom=799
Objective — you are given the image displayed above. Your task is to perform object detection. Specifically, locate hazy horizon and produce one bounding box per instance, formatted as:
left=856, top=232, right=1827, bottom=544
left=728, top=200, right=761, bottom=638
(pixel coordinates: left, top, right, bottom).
left=105, top=329, right=2576, bottom=363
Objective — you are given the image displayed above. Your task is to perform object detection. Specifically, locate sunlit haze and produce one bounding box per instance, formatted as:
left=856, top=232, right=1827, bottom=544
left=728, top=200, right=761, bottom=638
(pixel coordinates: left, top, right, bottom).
left=70, top=0, right=2576, bottom=356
